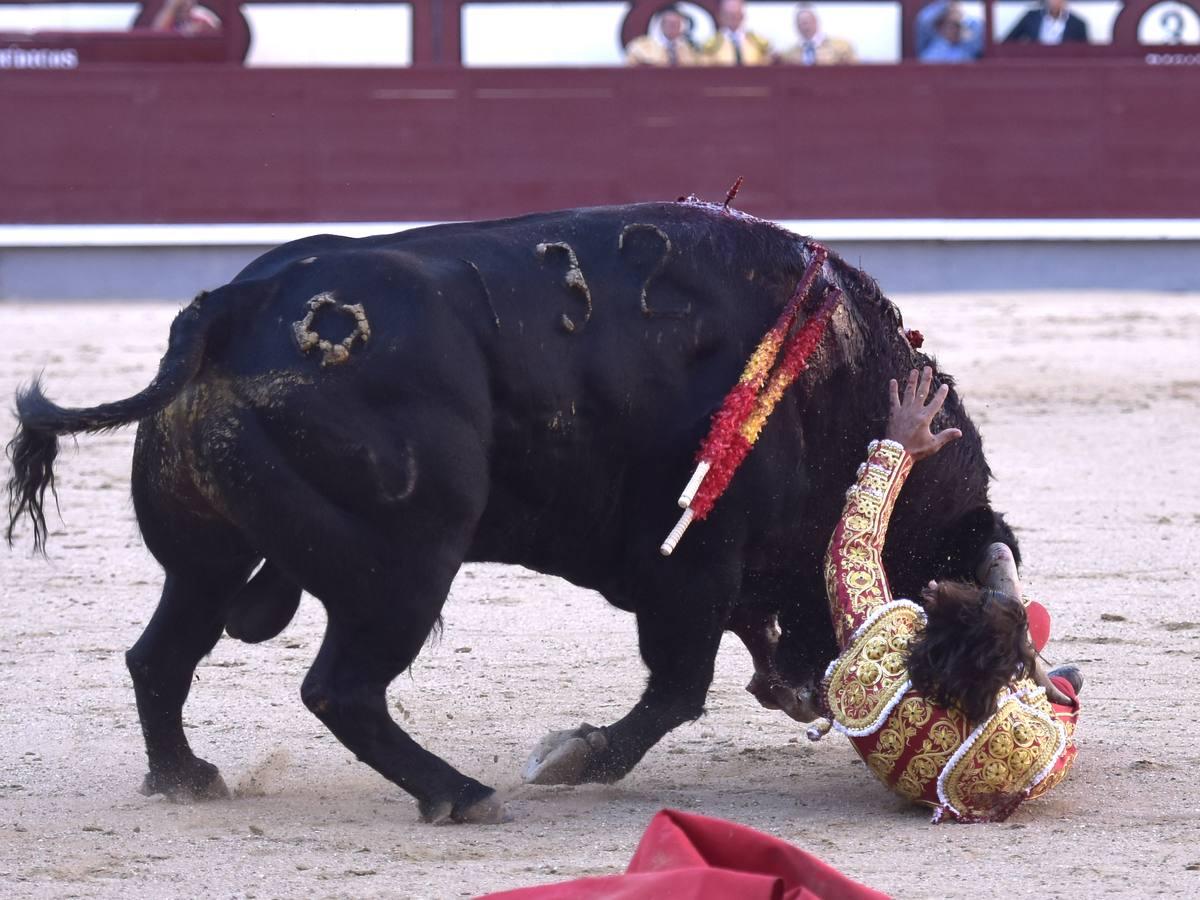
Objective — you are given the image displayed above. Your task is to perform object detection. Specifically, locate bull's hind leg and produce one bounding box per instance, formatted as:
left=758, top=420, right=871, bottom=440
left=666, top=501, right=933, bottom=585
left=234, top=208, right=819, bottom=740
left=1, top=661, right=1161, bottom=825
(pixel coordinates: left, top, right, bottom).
left=210, top=408, right=499, bottom=823
left=127, top=420, right=256, bottom=801
left=294, top=530, right=502, bottom=822
left=302, top=593, right=503, bottom=824
left=126, top=565, right=251, bottom=800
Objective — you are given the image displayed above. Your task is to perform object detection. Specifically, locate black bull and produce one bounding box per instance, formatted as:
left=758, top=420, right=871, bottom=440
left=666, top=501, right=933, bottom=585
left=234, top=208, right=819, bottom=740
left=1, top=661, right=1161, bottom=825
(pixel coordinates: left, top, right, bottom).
left=6, top=201, right=1017, bottom=823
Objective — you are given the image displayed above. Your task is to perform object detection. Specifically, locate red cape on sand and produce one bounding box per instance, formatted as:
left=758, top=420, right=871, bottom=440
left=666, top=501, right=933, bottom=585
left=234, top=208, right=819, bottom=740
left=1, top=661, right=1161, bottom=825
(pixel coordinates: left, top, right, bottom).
left=481, top=809, right=889, bottom=899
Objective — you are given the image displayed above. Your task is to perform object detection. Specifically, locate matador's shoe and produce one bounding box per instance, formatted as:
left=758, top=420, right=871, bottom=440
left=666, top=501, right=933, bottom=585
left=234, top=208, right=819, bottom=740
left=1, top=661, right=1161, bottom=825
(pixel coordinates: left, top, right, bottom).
left=1049, top=665, right=1084, bottom=695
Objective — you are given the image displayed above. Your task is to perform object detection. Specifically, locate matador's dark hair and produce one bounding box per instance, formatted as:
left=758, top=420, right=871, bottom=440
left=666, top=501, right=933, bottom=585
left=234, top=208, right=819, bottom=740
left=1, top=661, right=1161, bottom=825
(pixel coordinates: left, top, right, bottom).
left=905, top=582, right=1035, bottom=726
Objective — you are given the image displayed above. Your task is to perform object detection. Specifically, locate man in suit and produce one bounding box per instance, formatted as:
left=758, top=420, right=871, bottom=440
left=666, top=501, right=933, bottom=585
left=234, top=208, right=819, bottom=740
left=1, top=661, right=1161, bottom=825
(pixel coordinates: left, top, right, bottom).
left=703, top=0, right=773, bottom=66
left=626, top=5, right=701, bottom=66
left=1004, top=0, right=1089, bottom=44
left=780, top=4, right=858, bottom=65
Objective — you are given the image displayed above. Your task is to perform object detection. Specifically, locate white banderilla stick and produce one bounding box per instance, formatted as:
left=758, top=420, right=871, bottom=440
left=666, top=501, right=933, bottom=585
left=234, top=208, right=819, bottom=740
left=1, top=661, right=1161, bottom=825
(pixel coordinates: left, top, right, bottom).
left=676, top=460, right=711, bottom=509
left=659, top=507, right=695, bottom=556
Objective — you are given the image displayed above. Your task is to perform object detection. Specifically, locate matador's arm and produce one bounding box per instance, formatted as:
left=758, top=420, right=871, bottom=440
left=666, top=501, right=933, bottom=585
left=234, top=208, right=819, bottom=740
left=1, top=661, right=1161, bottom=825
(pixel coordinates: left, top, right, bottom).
left=823, top=439, right=914, bottom=648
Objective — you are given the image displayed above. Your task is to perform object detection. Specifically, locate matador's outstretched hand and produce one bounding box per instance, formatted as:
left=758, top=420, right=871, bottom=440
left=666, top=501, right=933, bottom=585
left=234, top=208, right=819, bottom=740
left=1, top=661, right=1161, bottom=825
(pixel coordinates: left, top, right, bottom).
left=885, top=367, right=962, bottom=461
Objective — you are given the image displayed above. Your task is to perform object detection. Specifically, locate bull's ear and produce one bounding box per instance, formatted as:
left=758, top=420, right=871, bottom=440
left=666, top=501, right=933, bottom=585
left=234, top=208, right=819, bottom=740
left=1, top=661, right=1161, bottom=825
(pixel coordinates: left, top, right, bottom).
left=935, top=506, right=1020, bottom=582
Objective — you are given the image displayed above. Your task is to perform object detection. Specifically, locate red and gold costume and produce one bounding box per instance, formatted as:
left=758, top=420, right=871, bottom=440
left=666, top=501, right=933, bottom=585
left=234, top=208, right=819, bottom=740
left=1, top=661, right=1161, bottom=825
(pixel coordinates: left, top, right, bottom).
left=822, top=439, right=1079, bottom=822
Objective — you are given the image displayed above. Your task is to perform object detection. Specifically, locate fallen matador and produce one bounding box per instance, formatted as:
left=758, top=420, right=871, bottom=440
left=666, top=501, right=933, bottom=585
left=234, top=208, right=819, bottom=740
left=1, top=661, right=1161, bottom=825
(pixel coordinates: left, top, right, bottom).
left=820, top=368, right=1080, bottom=822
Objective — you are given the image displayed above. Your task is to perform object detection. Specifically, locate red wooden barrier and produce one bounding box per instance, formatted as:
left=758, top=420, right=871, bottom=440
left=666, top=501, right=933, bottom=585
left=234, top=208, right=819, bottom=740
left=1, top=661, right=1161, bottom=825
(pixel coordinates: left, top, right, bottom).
left=2, top=63, right=1198, bottom=224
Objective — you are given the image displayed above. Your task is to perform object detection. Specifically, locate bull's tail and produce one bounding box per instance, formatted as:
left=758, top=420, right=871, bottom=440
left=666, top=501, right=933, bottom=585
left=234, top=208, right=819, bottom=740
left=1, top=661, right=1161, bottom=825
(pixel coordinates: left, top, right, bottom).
left=6, top=283, right=264, bottom=551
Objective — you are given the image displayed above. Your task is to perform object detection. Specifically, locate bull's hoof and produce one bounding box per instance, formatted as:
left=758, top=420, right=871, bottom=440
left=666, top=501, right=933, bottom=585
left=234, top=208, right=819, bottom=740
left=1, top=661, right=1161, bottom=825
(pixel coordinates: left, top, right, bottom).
left=521, top=723, right=608, bottom=785
left=453, top=792, right=509, bottom=825
left=418, top=788, right=509, bottom=825
left=139, top=758, right=229, bottom=802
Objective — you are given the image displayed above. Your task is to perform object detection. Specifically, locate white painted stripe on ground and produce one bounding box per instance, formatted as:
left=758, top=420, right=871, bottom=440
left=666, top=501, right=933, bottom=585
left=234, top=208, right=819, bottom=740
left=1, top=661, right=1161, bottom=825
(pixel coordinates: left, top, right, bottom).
left=2, top=219, right=1199, bottom=247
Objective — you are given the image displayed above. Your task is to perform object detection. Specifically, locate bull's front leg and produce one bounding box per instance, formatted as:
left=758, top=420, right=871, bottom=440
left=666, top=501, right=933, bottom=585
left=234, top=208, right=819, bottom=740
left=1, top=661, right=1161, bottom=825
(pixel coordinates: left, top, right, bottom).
left=522, top=565, right=734, bottom=786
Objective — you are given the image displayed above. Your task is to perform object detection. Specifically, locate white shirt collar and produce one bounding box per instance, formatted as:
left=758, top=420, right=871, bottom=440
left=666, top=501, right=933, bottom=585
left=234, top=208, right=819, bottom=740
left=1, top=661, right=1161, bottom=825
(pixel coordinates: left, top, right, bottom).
left=1039, top=10, right=1068, bottom=43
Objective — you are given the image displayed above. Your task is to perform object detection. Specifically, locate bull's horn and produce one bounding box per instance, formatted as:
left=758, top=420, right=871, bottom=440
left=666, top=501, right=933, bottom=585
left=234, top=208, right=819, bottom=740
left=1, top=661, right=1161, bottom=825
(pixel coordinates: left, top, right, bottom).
left=660, top=508, right=695, bottom=556
left=977, top=542, right=1022, bottom=603
left=677, top=461, right=711, bottom=509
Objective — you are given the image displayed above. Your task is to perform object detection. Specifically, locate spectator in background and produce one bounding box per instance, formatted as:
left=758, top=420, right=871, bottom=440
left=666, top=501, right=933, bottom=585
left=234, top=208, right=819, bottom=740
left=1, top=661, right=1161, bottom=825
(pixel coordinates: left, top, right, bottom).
left=626, top=5, right=701, bottom=66
left=781, top=4, right=857, bottom=65
left=152, top=0, right=221, bottom=35
left=703, top=0, right=773, bottom=65
left=1004, top=0, right=1089, bottom=44
left=916, top=0, right=983, bottom=62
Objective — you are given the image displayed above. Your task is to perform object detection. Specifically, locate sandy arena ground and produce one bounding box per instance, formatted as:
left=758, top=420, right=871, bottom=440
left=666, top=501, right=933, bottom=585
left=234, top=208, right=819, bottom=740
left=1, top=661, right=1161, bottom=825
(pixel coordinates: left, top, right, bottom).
left=1, top=292, right=1198, bottom=899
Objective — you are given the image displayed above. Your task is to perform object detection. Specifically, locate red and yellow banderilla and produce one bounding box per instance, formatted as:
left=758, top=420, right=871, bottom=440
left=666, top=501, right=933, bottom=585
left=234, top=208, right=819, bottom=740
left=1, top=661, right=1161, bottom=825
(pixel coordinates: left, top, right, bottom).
left=661, top=247, right=842, bottom=555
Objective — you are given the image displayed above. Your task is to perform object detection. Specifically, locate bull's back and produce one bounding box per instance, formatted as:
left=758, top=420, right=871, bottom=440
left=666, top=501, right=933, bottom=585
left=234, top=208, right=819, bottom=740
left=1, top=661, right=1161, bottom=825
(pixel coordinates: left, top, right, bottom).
left=381, top=204, right=808, bottom=439
left=170, top=203, right=819, bottom=580
left=211, top=203, right=809, bottom=457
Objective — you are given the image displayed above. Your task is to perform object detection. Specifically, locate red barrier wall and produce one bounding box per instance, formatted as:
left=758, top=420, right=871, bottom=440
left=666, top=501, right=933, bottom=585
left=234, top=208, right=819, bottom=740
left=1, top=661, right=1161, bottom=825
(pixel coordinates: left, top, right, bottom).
left=3, top=63, right=1199, bottom=224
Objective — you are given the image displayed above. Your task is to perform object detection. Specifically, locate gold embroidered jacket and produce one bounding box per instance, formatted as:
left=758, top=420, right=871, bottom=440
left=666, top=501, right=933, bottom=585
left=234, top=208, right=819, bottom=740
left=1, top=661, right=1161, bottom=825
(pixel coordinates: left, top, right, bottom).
left=624, top=35, right=702, bottom=67
left=701, top=31, right=773, bottom=66
left=822, top=439, right=1078, bottom=822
